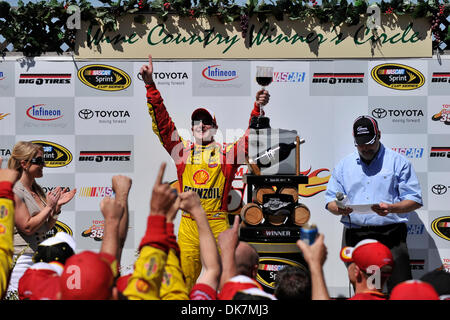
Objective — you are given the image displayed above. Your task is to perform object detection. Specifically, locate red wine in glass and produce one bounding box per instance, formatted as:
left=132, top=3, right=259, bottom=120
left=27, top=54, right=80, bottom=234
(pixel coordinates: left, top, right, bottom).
left=256, top=76, right=273, bottom=87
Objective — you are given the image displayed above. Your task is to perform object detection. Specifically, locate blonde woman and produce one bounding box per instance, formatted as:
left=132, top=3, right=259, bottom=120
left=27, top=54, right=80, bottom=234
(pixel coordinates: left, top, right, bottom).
left=6, top=141, right=76, bottom=295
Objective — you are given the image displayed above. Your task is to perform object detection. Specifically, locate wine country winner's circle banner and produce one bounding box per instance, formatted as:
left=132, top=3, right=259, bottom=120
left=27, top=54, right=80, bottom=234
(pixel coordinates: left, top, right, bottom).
left=75, top=14, right=431, bottom=60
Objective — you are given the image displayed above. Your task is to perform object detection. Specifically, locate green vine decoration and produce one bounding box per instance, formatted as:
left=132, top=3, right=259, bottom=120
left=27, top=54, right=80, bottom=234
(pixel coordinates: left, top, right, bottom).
left=0, top=0, right=449, bottom=56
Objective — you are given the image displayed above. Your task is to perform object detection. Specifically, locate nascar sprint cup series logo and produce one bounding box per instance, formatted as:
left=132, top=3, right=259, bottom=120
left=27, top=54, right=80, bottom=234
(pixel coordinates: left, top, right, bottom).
left=31, top=140, right=73, bottom=168
left=78, top=65, right=131, bottom=91
left=371, top=64, right=425, bottom=90
left=431, top=216, right=450, bottom=241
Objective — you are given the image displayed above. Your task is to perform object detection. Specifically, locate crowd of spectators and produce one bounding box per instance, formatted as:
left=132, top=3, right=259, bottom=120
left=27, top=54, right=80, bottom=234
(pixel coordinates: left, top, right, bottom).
left=0, top=157, right=448, bottom=301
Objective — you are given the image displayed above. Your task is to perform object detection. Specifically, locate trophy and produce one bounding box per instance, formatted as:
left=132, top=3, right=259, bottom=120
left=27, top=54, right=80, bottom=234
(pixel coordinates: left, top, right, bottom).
left=250, top=66, right=273, bottom=129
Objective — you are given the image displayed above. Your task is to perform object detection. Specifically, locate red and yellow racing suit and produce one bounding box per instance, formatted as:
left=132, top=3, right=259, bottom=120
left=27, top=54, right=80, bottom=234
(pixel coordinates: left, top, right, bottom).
left=0, top=182, right=15, bottom=299
left=146, top=83, right=261, bottom=290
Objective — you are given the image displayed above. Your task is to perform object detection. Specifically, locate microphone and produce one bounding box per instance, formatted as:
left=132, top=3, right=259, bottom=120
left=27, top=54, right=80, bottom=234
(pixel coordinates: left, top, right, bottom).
left=336, top=192, right=348, bottom=209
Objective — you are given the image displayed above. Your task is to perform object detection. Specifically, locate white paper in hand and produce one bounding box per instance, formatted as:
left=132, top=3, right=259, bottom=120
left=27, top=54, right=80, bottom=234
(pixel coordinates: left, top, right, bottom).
left=347, top=204, right=377, bottom=214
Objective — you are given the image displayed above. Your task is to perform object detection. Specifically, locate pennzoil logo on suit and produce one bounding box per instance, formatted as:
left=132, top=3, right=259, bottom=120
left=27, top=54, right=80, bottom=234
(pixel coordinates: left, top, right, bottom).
left=77, top=64, right=131, bottom=91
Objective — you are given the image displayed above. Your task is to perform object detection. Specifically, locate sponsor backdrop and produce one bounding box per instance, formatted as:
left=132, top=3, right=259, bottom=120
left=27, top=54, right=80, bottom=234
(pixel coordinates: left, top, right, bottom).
left=1, top=56, right=449, bottom=297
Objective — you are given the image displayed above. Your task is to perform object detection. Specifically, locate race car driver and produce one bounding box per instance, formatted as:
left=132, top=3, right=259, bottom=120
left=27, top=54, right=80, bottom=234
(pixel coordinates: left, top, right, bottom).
left=140, top=55, right=270, bottom=291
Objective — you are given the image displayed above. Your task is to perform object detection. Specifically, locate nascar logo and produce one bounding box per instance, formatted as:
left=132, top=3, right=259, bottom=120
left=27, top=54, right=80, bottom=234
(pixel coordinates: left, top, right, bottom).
left=273, top=72, right=306, bottom=82
left=78, top=187, right=114, bottom=197
left=391, top=148, right=424, bottom=159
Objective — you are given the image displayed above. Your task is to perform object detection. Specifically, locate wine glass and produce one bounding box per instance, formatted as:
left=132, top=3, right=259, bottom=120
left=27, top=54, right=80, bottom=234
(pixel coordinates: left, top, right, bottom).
left=255, top=66, right=273, bottom=116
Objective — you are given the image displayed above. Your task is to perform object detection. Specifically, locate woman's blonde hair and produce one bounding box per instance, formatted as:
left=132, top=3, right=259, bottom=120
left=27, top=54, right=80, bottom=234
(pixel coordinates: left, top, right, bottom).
left=8, top=141, right=46, bottom=201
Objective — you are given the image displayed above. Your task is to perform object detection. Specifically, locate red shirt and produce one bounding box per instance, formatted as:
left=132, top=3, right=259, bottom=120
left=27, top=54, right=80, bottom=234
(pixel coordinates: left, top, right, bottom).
left=349, top=291, right=387, bottom=300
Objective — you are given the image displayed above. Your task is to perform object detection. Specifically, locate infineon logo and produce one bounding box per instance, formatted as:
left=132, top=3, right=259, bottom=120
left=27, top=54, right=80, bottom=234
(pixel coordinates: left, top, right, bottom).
left=201, top=65, right=238, bottom=82
left=26, top=104, right=63, bottom=121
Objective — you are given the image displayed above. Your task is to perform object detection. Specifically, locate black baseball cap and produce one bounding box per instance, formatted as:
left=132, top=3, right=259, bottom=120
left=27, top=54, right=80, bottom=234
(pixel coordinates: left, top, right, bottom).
left=420, top=269, right=450, bottom=299
left=191, top=107, right=217, bottom=128
left=353, top=116, right=379, bottom=145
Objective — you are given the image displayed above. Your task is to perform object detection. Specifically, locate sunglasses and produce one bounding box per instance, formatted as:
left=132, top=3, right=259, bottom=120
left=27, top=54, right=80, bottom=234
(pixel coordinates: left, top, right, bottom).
left=30, top=156, right=45, bottom=165
left=192, top=119, right=214, bottom=126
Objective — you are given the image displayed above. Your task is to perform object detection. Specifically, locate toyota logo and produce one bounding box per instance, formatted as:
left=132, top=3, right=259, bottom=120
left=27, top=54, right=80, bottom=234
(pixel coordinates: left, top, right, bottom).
left=78, top=109, right=94, bottom=120
left=372, top=108, right=387, bottom=119
left=432, top=184, right=448, bottom=195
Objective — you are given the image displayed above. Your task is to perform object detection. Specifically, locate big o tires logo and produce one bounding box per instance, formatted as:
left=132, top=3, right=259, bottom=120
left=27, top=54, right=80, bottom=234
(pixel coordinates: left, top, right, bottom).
left=371, top=63, right=425, bottom=90
left=31, top=140, right=73, bottom=168
left=78, top=65, right=131, bottom=91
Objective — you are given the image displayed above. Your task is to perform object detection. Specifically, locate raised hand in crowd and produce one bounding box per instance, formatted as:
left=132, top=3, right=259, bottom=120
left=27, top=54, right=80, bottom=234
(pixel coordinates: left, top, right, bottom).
left=180, top=191, right=221, bottom=296
left=99, top=196, right=125, bottom=260
left=296, top=233, right=330, bottom=300
left=160, top=189, right=188, bottom=300
left=150, top=162, right=178, bottom=217
left=140, top=54, right=154, bottom=86
left=123, top=162, right=178, bottom=300
left=217, top=215, right=240, bottom=291
left=111, top=175, right=132, bottom=263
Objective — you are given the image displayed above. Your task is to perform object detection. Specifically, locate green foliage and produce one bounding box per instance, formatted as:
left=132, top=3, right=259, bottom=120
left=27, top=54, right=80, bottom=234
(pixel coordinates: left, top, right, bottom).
left=0, top=0, right=447, bottom=56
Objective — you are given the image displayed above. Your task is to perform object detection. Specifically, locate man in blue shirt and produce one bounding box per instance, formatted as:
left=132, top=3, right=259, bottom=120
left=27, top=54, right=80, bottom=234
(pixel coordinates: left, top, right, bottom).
left=325, top=115, right=422, bottom=293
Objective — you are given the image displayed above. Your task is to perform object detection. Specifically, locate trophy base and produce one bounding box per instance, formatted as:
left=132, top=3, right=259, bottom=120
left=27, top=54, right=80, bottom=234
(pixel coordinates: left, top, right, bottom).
left=239, top=225, right=301, bottom=243
left=250, top=116, right=270, bottom=129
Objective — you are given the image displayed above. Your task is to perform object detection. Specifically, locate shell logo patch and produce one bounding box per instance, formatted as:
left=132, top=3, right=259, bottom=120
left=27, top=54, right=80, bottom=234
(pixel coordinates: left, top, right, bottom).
left=193, top=169, right=210, bottom=185
left=135, top=279, right=150, bottom=293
